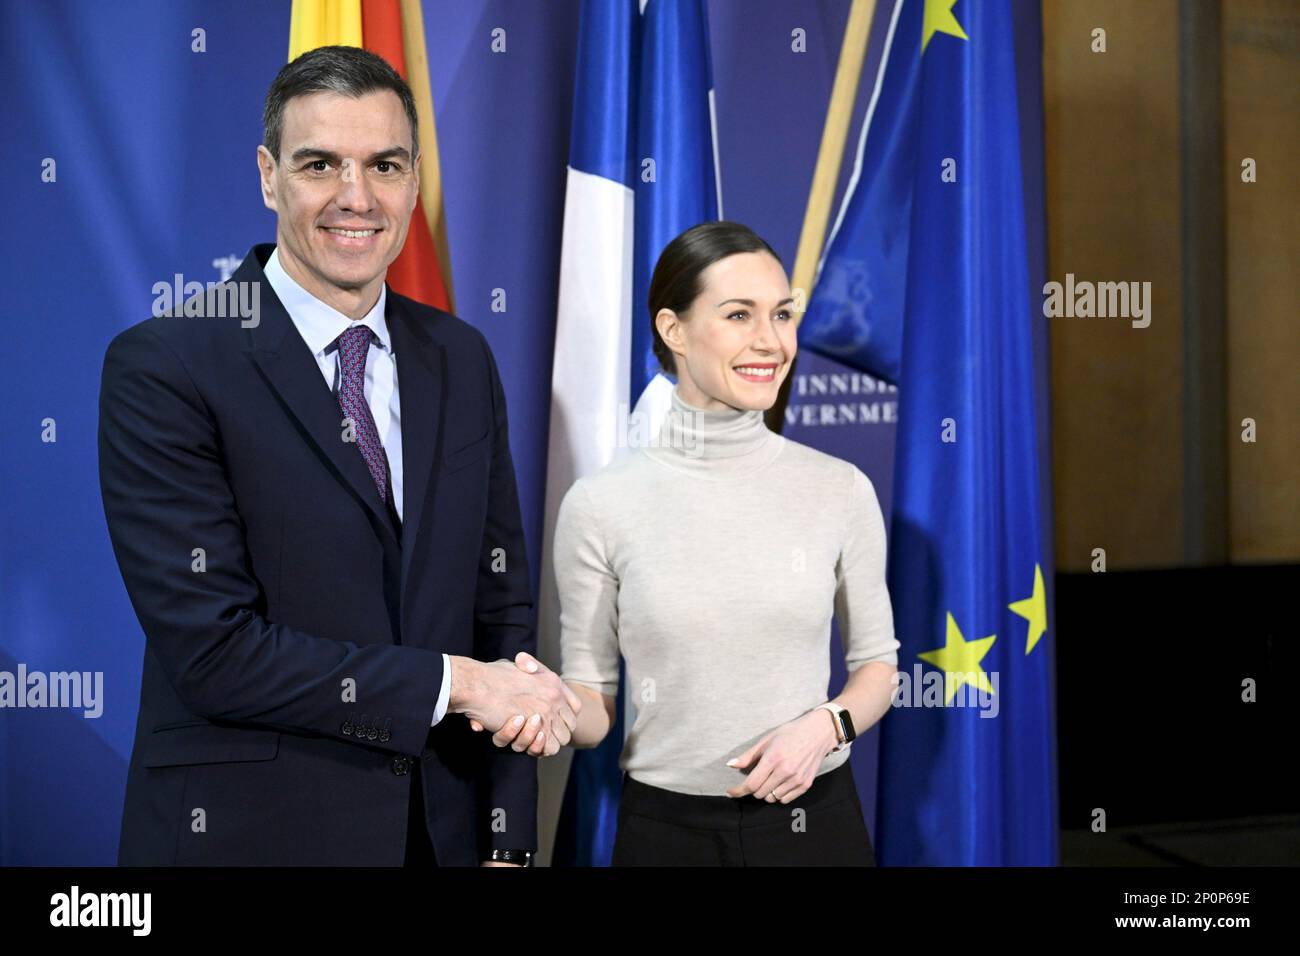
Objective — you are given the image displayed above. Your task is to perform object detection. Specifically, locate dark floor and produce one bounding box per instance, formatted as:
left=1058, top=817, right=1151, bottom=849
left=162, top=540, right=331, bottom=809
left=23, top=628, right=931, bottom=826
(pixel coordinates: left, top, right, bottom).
left=1061, top=814, right=1300, bottom=865
left=1055, top=566, right=1296, bottom=868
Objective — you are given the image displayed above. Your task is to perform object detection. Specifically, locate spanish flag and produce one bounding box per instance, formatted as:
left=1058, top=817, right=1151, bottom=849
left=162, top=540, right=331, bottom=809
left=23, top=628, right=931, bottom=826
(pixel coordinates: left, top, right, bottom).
left=288, top=0, right=454, bottom=311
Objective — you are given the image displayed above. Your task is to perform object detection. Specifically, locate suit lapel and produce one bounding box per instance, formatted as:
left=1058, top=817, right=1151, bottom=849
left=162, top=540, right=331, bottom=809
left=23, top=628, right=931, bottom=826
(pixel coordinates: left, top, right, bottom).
left=386, top=291, right=444, bottom=605
left=239, top=245, right=400, bottom=547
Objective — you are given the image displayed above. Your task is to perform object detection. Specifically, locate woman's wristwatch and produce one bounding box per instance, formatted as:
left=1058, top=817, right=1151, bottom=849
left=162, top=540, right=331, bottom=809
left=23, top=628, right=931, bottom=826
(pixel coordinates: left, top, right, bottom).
left=815, top=702, right=857, bottom=753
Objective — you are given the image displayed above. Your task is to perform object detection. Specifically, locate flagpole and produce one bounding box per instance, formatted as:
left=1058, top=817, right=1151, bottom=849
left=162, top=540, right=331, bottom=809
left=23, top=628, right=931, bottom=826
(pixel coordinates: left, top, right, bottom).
left=768, top=0, right=875, bottom=431
left=400, top=0, right=457, bottom=312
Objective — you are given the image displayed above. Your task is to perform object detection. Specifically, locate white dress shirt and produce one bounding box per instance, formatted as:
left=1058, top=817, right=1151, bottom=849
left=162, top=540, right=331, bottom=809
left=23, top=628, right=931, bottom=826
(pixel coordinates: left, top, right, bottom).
left=264, top=247, right=452, bottom=727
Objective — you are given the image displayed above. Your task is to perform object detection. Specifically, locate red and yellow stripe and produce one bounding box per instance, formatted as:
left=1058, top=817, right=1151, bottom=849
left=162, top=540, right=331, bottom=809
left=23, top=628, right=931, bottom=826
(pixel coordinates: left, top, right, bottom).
left=289, top=0, right=455, bottom=312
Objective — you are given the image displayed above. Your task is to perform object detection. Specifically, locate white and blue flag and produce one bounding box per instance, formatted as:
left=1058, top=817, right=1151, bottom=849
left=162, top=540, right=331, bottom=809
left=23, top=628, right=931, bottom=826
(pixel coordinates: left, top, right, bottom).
left=537, top=0, right=721, bottom=867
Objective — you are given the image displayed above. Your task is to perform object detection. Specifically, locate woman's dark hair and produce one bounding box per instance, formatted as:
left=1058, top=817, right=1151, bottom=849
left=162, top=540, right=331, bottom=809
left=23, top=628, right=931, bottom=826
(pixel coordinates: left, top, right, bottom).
left=648, top=221, right=783, bottom=375
left=263, top=45, right=419, bottom=162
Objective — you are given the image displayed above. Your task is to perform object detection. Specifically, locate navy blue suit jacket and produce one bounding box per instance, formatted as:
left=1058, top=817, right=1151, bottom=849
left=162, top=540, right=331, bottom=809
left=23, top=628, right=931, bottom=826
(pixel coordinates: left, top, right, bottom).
left=99, top=243, right=536, bottom=865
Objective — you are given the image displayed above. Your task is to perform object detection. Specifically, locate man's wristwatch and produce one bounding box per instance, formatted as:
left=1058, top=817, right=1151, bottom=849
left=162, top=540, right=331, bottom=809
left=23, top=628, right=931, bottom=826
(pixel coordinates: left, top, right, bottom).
left=487, top=849, right=533, bottom=866
left=815, top=703, right=856, bottom=753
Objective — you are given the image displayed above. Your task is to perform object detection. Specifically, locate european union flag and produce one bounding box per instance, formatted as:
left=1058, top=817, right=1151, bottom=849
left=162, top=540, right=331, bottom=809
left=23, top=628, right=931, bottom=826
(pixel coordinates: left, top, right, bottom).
left=797, top=0, right=920, bottom=384
left=850, top=0, right=1059, bottom=865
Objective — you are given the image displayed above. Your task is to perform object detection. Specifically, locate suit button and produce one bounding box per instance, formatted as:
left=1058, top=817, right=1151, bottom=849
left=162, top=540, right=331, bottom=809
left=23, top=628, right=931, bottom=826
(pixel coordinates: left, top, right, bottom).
left=392, top=757, right=411, bottom=776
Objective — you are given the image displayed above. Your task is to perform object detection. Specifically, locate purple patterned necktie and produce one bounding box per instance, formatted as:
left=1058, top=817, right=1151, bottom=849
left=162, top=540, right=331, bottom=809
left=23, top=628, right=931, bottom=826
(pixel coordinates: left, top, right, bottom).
left=334, top=325, right=390, bottom=503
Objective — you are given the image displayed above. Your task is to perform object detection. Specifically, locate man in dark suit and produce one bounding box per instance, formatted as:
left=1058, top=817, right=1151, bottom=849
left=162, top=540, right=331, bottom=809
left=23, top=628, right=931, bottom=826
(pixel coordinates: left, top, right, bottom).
left=98, top=46, right=578, bottom=866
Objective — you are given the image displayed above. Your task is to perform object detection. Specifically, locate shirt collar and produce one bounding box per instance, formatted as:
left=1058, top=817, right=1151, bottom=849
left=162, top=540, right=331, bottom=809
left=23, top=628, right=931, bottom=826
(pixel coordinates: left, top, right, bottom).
left=264, top=246, right=391, bottom=356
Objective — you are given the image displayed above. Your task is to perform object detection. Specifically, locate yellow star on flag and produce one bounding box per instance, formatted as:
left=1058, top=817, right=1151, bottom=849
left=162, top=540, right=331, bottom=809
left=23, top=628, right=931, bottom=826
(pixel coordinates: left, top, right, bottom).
left=917, top=611, right=996, bottom=704
left=922, top=0, right=969, bottom=53
left=1008, top=563, right=1048, bottom=654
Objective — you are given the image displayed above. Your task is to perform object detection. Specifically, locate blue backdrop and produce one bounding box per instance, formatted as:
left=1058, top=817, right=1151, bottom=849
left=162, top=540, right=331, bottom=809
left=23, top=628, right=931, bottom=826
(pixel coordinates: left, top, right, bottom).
left=0, top=0, right=1046, bottom=865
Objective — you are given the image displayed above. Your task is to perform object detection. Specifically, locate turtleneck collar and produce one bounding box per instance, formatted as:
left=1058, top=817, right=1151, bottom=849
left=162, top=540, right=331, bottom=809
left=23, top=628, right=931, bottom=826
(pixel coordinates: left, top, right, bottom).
left=642, top=387, right=784, bottom=478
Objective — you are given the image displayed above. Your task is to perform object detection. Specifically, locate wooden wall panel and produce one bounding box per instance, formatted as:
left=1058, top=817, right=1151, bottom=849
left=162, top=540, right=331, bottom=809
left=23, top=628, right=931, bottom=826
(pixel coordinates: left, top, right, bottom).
left=1043, top=0, right=1186, bottom=570
left=1222, top=0, right=1300, bottom=562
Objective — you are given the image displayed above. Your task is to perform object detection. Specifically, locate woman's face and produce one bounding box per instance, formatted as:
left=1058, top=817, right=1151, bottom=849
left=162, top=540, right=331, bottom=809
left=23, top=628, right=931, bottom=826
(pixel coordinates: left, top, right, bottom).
left=658, top=251, right=797, bottom=412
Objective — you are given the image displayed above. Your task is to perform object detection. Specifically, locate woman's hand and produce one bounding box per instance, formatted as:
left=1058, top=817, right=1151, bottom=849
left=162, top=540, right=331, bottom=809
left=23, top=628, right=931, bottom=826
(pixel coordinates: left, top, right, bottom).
left=724, top=709, right=840, bottom=803
left=467, top=652, right=571, bottom=756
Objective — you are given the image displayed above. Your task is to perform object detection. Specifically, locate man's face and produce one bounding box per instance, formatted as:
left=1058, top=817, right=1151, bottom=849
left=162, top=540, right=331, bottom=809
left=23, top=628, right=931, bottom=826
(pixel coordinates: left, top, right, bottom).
left=257, top=89, right=419, bottom=310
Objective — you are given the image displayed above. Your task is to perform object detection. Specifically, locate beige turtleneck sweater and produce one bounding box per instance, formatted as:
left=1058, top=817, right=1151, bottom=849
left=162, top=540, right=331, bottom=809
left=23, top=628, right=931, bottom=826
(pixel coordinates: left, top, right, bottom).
left=554, top=387, right=899, bottom=795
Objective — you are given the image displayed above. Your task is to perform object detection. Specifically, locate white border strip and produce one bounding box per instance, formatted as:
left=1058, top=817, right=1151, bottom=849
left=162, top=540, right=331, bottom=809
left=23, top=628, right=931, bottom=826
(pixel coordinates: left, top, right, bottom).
left=709, top=87, right=724, bottom=218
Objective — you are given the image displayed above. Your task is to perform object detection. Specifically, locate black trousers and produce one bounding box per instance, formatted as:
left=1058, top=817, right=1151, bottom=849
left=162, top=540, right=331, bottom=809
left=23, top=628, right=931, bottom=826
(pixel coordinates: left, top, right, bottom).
left=403, top=760, right=439, bottom=867
left=611, top=762, right=876, bottom=866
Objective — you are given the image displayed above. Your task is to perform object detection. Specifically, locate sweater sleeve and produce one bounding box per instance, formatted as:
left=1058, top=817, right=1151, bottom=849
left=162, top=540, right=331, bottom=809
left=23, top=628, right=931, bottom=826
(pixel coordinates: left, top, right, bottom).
left=554, top=480, right=621, bottom=697
left=835, top=466, right=900, bottom=670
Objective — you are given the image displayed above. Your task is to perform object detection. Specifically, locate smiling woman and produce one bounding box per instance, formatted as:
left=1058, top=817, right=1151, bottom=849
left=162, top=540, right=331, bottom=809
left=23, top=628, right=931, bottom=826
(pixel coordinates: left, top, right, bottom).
left=646, top=221, right=796, bottom=410
left=483, top=221, right=902, bottom=867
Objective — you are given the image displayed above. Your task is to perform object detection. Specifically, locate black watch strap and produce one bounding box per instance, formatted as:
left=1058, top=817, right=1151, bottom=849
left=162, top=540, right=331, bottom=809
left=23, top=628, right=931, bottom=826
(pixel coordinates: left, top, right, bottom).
left=487, top=849, right=533, bottom=866
left=840, top=708, right=857, bottom=743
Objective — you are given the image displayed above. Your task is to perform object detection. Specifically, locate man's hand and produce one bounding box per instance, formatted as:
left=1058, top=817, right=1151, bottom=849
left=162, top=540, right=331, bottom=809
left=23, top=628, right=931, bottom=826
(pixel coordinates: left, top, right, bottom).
left=466, top=652, right=576, bottom=757
left=452, top=652, right=581, bottom=756
left=723, top=709, right=840, bottom=803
